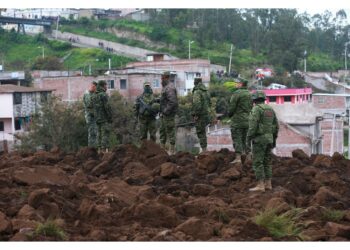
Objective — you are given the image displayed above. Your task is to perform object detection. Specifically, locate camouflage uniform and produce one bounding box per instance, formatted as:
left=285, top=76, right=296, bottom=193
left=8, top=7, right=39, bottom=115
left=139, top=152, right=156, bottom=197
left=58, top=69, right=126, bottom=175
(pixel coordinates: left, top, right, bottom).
left=247, top=91, right=279, bottom=191
left=192, top=78, right=211, bottom=150
left=135, top=84, right=158, bottom=141
left=93, top=81, right=113, bottom=151
left=160, top=72, right=178, bottom=149
left=228, top=86, right=253, bottom=155
left=83, top=88, right=97, bottom=147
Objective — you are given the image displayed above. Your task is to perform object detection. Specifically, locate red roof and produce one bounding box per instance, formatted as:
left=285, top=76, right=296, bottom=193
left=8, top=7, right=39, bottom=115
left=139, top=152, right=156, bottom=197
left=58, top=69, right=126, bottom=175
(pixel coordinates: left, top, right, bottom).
left=0, top=84, right=54, bottom=93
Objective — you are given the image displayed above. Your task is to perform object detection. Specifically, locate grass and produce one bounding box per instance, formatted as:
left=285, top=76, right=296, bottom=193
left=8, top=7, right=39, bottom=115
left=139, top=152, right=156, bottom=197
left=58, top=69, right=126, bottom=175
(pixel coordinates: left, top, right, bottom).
left=321, top=208, right=345, bottom=222
left=0, top=29, right=135, bottom=72
left=213, top=209, right=230, bottom=224
left=30, top=220, right=67, bottom=240
left=254, top=208, right=303, bottom=239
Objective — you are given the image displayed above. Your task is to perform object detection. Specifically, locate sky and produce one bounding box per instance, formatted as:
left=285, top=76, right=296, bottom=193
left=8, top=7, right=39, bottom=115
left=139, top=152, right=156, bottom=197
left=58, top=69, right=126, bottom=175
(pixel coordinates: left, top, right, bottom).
left=2, top=0, right=350, bottom=20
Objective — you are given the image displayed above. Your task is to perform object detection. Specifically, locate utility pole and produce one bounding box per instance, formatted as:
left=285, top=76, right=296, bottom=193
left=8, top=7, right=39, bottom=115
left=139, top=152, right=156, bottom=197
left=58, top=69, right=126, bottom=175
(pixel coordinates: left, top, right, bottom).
left=55, top=15, right=60, bottom=39
left=188, top=40, right=194, bottom=59
left=228, top=44, right=233, bottom=74
left=108, top=58, right=111, bottom=70
left=304, top=50, right=307, bottom=73
left=345, top=42, right=349, bottom=71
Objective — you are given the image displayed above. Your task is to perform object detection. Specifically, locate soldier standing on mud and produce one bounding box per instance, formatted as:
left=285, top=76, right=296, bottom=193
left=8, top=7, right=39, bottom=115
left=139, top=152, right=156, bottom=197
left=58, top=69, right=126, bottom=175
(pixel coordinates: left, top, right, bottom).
left=83, top=81, right=97, bottom=147
left=191, top=77, right=211, bottom=153
left=228, top=79, right=253, bottom=164
left=93, top=80, right=113, bottom=153
left=134, top=82, right=160, bottom=141
left=159, top=71, right=178, bottom=155
left=247, top=90, right=279, bottom=192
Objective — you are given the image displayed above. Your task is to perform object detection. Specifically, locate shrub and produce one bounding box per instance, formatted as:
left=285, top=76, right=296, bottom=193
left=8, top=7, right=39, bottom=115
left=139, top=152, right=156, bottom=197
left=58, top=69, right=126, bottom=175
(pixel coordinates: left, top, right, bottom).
left=321, top=208, right=345, bottom=222
left=254, top=208, right=303, bottom=239
left=31, top=220, right=67, bottom=240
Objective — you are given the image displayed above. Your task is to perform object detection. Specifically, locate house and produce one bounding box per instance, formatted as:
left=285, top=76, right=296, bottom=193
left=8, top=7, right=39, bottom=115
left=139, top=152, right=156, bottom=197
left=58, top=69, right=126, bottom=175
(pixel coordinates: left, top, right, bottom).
left=0, top=84, right=53, bottom=151
left=124, top=9, right=150, bottom=22
left=206, top=89, right=348, bottom=157
left=0, top=71, right=26, bottom=86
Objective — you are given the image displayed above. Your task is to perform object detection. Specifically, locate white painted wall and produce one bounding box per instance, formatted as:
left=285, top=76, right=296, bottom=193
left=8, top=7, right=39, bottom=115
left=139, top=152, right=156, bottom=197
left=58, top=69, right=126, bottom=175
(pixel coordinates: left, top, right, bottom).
left=0, top=93, right=14, bottom=118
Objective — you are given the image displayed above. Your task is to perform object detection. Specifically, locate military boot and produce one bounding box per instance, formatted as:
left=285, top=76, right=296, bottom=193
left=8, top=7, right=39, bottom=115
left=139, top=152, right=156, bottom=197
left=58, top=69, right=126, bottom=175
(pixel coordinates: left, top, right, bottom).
left=245, top=152, right=252, bottom=162
left=105, top=148, right=109, bottom=153
left=168, top=144, right=176, bottom=155
left=201, top=147, right=207, bottom=153
left=249, top=180, right=265, bottom=192
left=161, top=143, right=167, bottom=150
left=265, top=179, right=272, bottom=190
left=230, top=153, right=241, bottom=164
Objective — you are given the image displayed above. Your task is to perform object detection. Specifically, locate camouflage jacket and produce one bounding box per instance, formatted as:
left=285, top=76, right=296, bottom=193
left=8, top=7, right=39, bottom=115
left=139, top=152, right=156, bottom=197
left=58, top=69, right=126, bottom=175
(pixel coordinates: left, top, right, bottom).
left=93, top=86, right=112, bottom=124
left=192, top=83, right=211, bottom=117
left=135, top=93, right=157, bottom=119
left=83, top=91, right=95, bottom=115
left=160, top=81, right=178, bottom=116
left=247, top=103, right=279, bottom=144
left=228, top=88, right=253, bottom=128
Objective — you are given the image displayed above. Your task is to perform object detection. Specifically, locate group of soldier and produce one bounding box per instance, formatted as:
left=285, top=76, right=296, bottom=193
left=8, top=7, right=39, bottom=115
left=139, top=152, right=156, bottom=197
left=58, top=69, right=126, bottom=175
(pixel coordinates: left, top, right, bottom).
left=83, top=71, right=279, bottom=192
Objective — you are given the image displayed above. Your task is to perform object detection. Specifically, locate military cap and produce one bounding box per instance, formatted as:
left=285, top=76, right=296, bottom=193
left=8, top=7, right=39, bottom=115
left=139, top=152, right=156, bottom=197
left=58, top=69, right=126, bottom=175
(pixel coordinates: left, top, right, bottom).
left=252, top=90, right=266, bottom=100
left=144, top=82, right=151, bottom=86
left=97, top=80, right=107, bottom=86
left=194, top=77, right=202, bottom=83
left=162, top=71, right=171, bottom=77
left=92, top=81, right=98, bottom=85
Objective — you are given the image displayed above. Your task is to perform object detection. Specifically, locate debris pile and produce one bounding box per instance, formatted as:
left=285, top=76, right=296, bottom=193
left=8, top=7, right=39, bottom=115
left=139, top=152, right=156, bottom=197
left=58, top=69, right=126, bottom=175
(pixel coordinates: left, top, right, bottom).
left=1, top=142, right=350, bottom=241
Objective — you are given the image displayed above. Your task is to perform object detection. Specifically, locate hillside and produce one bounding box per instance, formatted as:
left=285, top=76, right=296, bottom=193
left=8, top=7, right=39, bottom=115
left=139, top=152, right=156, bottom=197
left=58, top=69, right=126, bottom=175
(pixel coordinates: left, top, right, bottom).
left=0, top=29, right=135, bottom=74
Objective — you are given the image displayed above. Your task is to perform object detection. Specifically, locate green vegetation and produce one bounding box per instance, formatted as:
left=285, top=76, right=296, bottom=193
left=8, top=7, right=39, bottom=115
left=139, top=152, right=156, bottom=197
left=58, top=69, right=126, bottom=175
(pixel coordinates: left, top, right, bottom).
left=254, top=208, right=303, bottom=239
left=0, top=28, right=135, bottom=72
left=16, top=92, right=138, bottom=153
left=31, top=220, right=67, bottom=240
left=321, top=208, right=345, bottom=222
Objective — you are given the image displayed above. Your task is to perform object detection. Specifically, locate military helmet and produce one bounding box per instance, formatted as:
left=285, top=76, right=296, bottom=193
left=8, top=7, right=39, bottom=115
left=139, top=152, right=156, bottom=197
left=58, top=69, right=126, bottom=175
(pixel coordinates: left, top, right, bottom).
left=92, top=81, right=98, bottom=86
left=144, top=82, right=151, bottom=87
left=151, top=102, right=160, bottom=113
left=252, top=90, right=266, bottom=101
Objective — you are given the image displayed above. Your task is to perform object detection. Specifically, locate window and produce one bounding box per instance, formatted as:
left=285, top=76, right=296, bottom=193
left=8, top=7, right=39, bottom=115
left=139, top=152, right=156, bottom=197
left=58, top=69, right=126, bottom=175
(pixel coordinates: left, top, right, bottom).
left=153, top=79, right=160, bottom=88
left=318, top=96, right=325, bottom=104
left=107, top=80, right=115, bottom=89
left=120, top=79, right=127, bottom=90
left=13, top=93, right=22, bottom=105
left=269, top=96, right=277, bottom=102
left=0, top=121, right=4, bottom=131
left=15, top=118, right=21, bottom=131
left=284, top=96, right=292, bottom=102
left=40, top=92, right=48, bottom=103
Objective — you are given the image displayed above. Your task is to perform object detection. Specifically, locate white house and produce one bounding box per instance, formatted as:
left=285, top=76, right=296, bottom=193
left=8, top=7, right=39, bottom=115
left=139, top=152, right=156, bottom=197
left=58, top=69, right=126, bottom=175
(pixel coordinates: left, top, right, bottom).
left=0, top=85, right=53, bottom=151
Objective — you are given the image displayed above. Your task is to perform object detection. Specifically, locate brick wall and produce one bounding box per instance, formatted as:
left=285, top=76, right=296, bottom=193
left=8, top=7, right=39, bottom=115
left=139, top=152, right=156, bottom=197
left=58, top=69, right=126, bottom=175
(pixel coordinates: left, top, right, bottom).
left=313, top=95, right=346, bottom=109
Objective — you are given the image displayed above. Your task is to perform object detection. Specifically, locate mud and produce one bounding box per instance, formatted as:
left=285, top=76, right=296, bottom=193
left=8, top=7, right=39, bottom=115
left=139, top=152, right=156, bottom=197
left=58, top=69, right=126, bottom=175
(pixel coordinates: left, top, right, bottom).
left=1, top=141, right=350, bottom=241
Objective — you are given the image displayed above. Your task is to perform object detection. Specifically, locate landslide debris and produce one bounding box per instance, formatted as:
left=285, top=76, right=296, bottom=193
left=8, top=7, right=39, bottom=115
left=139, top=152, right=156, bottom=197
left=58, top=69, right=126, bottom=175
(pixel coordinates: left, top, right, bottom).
left=1, top=141, right=350, bottom=241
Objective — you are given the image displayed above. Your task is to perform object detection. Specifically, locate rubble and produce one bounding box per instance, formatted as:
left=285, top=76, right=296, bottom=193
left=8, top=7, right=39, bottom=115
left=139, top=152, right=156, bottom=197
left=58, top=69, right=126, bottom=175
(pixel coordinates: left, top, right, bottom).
left=0, top=141, right=350, bottom=241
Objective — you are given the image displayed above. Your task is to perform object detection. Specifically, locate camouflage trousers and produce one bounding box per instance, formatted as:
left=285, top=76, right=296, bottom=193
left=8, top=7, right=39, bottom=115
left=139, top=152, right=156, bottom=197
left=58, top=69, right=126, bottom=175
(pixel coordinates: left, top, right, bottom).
left=96, top=122, right=110, bottom=150
left=231, top=127, right=250, bottom=154
left=160, top=115, right=176, bottom=146
left=252, top=141, right=273, bottom=180
left=195, top=115, right=209, bottom=148
left=139, top=117, right=157, bottom=141
left=85, top=113, right=97, bottom=147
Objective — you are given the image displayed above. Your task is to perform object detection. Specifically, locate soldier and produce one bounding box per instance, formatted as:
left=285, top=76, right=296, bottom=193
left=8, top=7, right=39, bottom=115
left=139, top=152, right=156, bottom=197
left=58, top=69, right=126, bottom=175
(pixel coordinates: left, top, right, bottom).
left=94, top=80, right=113, bottom=153
left=191, top=77, right=211, bottom=153
left=228, top=78, right=253, bottom=164
left=159, top=71, right=178, bottom=155
left=247, top=91, right=279, bottom=192
left=134, top=82, right=159, bottom=141
left=83, top=81, right=97, bottom=147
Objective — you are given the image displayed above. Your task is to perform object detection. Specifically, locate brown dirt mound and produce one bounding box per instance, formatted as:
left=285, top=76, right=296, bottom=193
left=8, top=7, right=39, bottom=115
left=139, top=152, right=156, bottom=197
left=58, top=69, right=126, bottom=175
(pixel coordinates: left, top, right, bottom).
left=1, top=146, right=350, bottom=241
